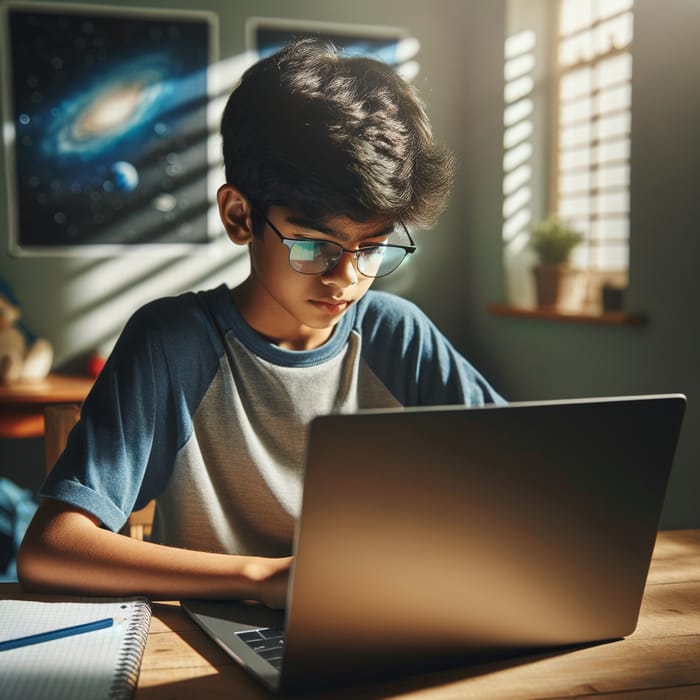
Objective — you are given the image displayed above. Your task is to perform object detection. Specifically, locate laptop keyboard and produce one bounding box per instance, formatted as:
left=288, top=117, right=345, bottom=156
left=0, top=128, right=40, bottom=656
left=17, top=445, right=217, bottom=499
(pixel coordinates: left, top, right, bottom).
left=236, top=627, right=286, bottom=669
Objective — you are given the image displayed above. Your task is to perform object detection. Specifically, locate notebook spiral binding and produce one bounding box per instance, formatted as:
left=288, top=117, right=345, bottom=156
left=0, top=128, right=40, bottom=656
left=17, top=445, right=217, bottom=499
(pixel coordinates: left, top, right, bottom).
left=108, top=598, right=152, bottom=700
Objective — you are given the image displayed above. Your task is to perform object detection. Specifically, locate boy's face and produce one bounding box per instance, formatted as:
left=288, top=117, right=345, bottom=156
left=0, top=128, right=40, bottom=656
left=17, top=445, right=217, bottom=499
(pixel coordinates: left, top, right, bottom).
left=239, top=205, right=396, bottom=351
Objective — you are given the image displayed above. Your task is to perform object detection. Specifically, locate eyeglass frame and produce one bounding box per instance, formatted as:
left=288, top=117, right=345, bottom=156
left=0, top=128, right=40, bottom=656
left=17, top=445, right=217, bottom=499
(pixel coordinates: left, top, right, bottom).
left=263, top=215, right=416, bottom=278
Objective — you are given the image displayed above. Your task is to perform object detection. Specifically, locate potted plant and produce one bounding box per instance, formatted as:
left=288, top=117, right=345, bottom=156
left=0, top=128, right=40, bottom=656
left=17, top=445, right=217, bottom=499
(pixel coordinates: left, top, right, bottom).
left=529, top=215, right=584, bottom=309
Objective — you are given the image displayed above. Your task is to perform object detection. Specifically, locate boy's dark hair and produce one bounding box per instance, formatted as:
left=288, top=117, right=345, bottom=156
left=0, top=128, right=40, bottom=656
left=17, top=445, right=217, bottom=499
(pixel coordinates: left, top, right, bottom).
left=220, top=38, right=454, bottom=233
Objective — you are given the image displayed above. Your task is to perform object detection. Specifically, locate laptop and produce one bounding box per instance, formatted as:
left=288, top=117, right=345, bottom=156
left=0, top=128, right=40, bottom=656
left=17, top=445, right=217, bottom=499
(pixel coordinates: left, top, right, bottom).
left=182, top=394, right=686, bottom=693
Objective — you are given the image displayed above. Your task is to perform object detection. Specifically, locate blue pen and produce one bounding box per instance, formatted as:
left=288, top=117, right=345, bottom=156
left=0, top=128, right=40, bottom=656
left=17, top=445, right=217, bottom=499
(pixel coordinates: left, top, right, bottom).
left=0, top=617, right=115, bottom=651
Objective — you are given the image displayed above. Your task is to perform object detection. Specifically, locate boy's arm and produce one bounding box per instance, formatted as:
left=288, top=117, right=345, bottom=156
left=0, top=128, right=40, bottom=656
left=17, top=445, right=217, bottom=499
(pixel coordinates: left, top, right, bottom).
left=17, top=498, right=291, bottom=609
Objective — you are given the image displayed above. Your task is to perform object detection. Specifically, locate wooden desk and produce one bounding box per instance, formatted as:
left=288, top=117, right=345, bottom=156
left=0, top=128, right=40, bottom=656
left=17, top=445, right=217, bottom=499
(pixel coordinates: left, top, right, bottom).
left=141, top=529, right=700, bottom=698
left=0, top=373, right=93, bottom=438
left=3, top=529, right=699, bottom=698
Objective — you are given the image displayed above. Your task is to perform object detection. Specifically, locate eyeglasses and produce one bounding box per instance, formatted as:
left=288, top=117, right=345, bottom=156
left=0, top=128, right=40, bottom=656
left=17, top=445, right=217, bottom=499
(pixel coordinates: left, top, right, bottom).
left=264, top=217, right=416, bottom=278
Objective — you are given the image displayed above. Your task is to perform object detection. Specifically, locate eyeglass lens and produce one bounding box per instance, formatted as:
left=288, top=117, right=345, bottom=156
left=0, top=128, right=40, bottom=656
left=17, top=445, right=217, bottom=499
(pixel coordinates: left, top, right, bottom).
left=286, top=240, right=407, bottom=278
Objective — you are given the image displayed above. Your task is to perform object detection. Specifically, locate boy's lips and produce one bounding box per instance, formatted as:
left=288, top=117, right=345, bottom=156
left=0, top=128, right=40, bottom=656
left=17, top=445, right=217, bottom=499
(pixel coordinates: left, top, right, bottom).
left=310, top=298, right=351, bottom=315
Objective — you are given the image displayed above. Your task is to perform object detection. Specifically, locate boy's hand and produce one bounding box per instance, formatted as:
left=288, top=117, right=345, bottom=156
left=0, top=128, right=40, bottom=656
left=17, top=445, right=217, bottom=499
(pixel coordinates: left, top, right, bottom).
left=245, top=556, right=294, bottom=609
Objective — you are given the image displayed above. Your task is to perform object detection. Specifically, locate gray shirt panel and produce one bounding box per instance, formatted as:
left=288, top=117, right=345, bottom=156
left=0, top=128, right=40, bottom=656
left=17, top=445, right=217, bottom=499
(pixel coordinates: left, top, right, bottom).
left=152, top=329, right=400, bottom=554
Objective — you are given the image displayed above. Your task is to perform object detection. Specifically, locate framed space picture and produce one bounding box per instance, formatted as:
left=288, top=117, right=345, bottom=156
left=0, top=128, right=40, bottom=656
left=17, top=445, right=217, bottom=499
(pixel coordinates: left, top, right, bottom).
left=247, top=17, right=419, bottom=79
left=1, top=3, right=217, bottom=255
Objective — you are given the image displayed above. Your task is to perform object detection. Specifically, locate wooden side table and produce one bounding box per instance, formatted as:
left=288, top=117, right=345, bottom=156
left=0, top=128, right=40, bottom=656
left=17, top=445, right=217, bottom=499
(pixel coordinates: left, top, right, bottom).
left=0, top=373, right=94, bottom=439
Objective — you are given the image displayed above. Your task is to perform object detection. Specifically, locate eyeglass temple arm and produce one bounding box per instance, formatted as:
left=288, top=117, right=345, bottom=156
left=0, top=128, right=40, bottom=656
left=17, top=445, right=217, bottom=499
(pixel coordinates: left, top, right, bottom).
left=401, top=223, right=416, bottom=251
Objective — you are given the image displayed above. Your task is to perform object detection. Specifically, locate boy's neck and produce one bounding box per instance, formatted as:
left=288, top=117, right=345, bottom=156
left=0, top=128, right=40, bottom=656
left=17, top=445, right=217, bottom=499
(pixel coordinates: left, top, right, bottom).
left=229, top=281, right=336, bottom=351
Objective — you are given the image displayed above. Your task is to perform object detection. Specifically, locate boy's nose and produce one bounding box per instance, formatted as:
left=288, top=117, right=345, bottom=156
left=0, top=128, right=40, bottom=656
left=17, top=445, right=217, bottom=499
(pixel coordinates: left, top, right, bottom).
left=323, top=251, right=359, bottom=287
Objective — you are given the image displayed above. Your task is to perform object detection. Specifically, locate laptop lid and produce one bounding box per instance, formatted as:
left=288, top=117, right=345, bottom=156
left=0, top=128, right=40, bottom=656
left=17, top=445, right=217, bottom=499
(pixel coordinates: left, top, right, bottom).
left=183, top=394, right=686, bottom=692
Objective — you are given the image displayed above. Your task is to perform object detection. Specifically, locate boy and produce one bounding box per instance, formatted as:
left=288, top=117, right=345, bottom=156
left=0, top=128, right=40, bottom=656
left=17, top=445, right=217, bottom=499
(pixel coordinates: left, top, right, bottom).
left=18, top=39, right=503, bottom=608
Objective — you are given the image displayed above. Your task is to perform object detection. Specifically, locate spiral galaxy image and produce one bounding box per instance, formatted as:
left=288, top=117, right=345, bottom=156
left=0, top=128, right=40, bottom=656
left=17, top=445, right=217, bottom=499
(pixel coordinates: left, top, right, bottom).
left=6, top=6, right=213, bottom=250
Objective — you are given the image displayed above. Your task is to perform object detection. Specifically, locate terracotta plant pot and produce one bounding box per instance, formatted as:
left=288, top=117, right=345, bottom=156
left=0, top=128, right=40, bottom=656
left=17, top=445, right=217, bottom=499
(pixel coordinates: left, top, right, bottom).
left=532, top=264, right=583, bottom=310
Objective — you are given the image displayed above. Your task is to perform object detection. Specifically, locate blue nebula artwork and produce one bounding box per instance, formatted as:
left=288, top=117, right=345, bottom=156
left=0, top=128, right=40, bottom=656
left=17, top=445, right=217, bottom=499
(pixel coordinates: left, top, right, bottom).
left=6, top=6, right=214, bottom=251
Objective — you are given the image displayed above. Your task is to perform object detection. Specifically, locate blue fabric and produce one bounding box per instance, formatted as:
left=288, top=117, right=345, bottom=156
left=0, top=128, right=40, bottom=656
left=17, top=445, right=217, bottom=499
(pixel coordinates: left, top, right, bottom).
left=0, top=278, right=37, bottom=343
left=0, top=478, right=38, bottom=581
left=354, top=291, right=503, bottom=407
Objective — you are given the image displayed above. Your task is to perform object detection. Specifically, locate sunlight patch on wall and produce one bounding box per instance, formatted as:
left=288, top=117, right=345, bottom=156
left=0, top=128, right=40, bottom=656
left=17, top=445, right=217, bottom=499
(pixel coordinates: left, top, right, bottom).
left=502, top=28, right=537, bottom=305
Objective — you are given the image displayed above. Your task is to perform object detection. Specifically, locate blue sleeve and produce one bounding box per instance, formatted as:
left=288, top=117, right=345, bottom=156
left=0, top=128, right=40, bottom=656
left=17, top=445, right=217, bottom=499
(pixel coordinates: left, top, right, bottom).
left=40, top=293, right=221, bottom=532
left=356, top=292, right=505, bottom=407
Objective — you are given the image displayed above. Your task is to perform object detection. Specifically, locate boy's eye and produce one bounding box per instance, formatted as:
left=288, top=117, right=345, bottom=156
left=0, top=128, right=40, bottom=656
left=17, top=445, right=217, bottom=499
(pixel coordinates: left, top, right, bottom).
left=358, top=245, right=385, bottom=258
left=287, top=239, right=343, bottom=273
left=290, top=239, right=324, bottom=261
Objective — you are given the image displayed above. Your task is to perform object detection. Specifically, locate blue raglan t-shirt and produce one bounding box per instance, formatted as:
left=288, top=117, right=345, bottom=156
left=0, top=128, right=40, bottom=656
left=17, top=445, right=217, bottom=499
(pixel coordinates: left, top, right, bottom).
left=41, top=285, right=503, bottom=556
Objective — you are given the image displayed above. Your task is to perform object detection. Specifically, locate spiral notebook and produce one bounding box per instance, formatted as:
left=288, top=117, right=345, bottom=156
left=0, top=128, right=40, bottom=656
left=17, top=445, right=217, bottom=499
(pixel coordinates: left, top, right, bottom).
left=0, top=597, right=151, bottom=700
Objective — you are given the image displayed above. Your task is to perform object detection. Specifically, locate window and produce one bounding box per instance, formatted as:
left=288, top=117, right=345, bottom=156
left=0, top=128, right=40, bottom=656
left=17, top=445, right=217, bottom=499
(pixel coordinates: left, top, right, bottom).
left=502, top=0, right=634, bottom=314
left=556, top=0, right=634, bottom=301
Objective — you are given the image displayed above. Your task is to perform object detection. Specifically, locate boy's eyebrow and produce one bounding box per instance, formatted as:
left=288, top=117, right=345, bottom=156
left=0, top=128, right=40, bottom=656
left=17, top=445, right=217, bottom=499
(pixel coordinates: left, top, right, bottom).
left=284, top=215, right=395, bottom=243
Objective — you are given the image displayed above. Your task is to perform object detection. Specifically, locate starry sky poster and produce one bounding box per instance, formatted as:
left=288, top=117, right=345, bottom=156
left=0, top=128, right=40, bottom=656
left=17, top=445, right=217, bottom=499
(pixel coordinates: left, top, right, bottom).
left=5, top=5, right=214, bottom=252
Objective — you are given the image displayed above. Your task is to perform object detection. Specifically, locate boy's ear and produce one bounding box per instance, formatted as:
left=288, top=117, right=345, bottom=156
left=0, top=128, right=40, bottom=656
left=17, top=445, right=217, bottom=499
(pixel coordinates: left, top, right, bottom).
left=217, top=184, right=254, bottom=244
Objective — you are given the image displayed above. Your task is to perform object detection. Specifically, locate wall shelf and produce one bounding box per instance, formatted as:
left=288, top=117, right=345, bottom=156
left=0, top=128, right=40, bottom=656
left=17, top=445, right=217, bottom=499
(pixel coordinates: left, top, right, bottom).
left=487, top=303, right=649, bottom=327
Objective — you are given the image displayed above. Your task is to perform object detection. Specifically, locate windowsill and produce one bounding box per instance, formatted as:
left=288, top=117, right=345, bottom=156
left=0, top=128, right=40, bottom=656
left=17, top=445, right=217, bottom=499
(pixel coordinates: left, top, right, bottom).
left=487, top=303, right=648, bottom=326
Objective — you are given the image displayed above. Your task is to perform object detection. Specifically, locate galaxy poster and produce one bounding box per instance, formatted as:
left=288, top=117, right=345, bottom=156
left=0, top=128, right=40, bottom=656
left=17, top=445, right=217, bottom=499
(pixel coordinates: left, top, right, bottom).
left=4, top=4, right=215, bottom=253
